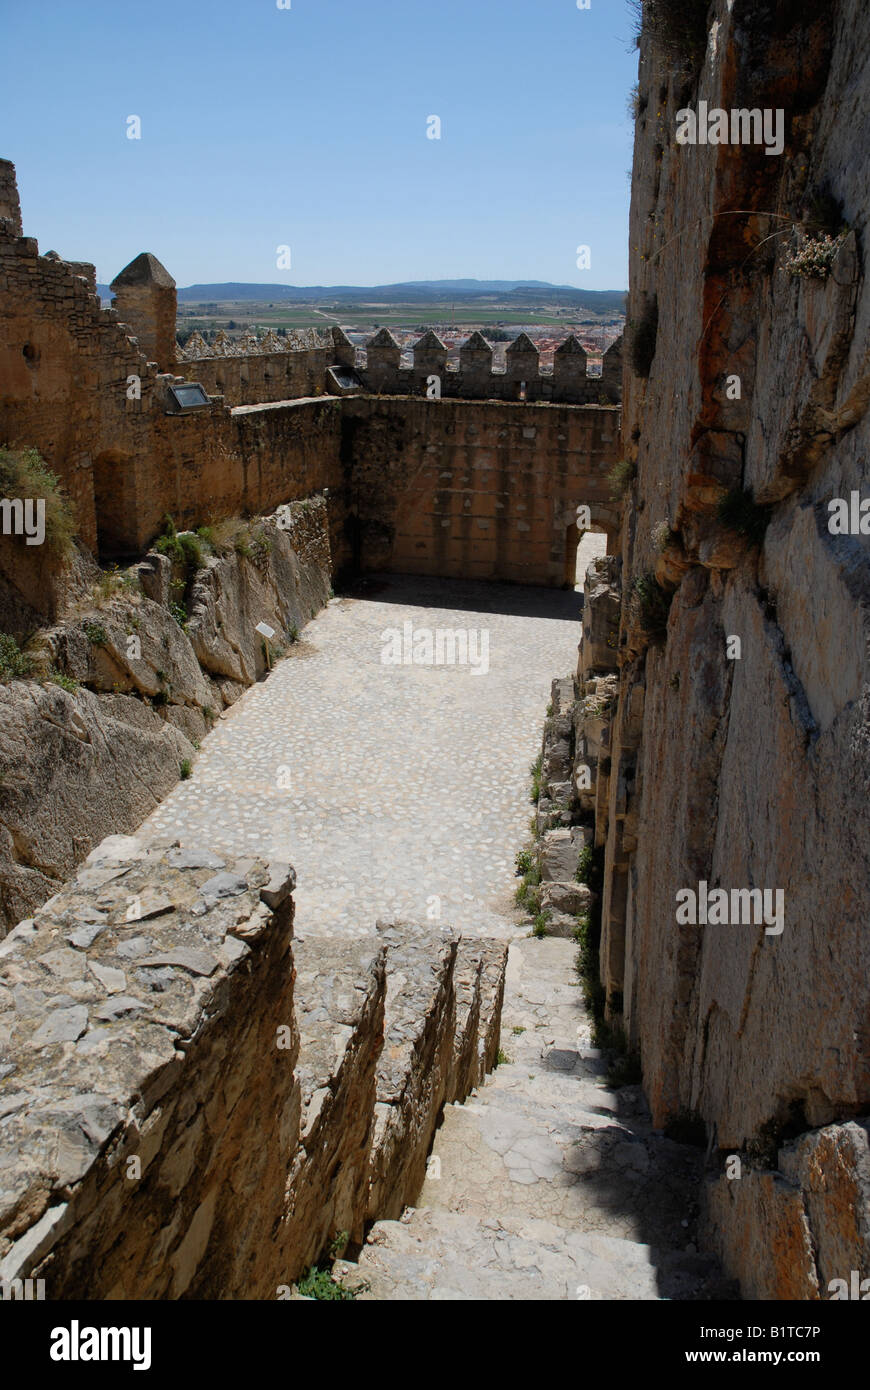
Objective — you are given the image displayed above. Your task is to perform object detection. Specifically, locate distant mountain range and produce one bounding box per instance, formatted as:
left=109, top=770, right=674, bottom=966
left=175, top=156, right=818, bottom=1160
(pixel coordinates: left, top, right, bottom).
left=97, top=279, right=626, bottom=313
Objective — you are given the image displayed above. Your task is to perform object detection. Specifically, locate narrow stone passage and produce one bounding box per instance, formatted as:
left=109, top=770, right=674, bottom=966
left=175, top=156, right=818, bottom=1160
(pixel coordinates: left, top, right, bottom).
left=345, top=938, right=729, bottom=1300
left=139, top=573, right=724, bottom=1300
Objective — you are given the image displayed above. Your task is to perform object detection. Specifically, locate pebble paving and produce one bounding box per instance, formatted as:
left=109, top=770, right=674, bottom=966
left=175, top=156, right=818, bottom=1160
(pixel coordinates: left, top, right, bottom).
left=141, top=574, right=585, bottom=941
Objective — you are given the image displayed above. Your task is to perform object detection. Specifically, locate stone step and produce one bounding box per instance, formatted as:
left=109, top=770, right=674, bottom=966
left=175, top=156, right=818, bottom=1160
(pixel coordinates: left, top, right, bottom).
left=327, top=934, right=731, bottom=1302
left=338, top=1206, right=723, bottom=1301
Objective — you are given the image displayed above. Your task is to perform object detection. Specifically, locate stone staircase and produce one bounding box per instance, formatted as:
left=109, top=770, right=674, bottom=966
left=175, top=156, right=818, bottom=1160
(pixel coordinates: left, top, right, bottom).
left=334, top=937, right=734, bottom=1301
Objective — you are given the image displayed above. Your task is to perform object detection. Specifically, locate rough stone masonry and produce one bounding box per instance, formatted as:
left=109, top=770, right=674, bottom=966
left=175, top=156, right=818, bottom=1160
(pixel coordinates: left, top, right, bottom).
left=0, top=836, right=506, bottom=1297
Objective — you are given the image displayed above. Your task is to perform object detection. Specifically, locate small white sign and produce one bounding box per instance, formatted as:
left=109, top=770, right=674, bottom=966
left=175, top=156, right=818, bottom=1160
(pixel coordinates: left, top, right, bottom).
left=255, top=622, right=276, bottom=640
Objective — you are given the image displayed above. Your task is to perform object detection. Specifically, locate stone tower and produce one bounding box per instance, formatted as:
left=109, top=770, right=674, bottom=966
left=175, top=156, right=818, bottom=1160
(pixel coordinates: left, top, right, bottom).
left=110, top=251, right=177, bottom=370
left=0, top=158, right=22, bottom=235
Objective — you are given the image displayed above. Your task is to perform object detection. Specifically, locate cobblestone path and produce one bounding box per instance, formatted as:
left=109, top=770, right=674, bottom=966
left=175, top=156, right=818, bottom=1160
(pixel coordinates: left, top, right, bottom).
left=142, top=574, right=581, bottom=941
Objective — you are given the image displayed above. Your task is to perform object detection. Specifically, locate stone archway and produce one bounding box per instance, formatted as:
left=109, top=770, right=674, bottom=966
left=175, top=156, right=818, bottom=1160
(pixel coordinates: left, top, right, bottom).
left=563, top=521, right=609, bottom=588
left=560, top=501, right=619, bottom=588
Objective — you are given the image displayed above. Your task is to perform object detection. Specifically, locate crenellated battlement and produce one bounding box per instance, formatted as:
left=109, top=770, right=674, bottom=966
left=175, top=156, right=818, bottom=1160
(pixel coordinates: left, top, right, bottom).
left=351, top=325, right=623, bottom=403
left=175, top=322, right=622, bottom=407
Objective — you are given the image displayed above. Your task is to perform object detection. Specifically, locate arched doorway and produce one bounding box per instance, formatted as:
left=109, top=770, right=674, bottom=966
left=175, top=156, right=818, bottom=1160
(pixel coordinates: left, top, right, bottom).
left=563, top=519, right=611, bottom=589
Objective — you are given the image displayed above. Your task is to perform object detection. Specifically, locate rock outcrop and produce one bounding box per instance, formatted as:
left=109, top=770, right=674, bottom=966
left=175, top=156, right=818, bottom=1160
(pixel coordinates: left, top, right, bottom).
left=582, top=0, right=870, bottom=1298
left=0, top=498, right=332, bottom=936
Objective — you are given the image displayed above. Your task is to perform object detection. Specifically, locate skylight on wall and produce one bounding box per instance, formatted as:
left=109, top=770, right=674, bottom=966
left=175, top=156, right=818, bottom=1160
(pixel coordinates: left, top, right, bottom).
left=166, top=382, right=210, bottom=412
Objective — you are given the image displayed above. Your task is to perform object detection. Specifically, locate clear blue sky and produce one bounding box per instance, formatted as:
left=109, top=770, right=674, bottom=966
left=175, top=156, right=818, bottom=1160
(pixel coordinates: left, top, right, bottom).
left=0, top=0, right=638, bottom=289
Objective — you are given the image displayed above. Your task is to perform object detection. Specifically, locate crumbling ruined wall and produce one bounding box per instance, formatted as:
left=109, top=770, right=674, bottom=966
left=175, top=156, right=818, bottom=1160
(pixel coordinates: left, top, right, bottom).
left=588, top=0, right=870, bottom=1298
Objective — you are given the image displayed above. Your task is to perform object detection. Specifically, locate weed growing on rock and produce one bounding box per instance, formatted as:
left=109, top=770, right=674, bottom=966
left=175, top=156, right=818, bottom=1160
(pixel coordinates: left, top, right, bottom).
left=47, top=669, right=79, bottom=693
left=0, top=446, right=76, bottom=555
left=630, top=0, right=709, bottom=71
left=653, top=519, right=678, bottom=552
left=627, top=82, right=647, bottom=120
left=630, top=572, right=673, bottom=642
left=92, top=567, right=137, bottom=606
left=82, top=621, right=108, bottom=646
left=529, top=752, right=543, bottom=804
left=716, top=487, right=771, bottom=546
left=575, top=844, right=594, bottom=885
left=515, top=866, right=541, bottom=913
left=179, top=759, right=192, bottom=779
left=296, top=1265, right=362, bottom=1301
left=607, top=456, right=638, bottom=500
left=574, top=913, right=605, bottom=1018
left=574, top=914, right=641, bottom=1082
left=532, top=910, right=550, bottom=938
left=783, top=230, right=848, bottom=280
left=155, top=516, right=205, bottom=572
left=515, top=848, right=534, bottom=877
left=0, top=633, right=33, bottom=681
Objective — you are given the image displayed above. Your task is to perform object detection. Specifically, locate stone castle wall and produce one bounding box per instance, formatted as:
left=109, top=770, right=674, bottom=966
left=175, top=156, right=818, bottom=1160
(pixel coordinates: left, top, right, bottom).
left=0, top=160, right=623, bottom=582
left=0, top=157, right=22, bottom=235
left=0, top=216, right=242, bottom=557
left=174, top=347, right=333, bottom=408
left=353, top=331, right=623, bottom=406
left=339, top=396, right=621, bottom=586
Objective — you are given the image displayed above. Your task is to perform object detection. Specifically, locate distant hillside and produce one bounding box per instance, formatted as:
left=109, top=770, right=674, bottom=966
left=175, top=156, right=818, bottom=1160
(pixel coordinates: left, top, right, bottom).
left=168, top=280, right=626, bottom=312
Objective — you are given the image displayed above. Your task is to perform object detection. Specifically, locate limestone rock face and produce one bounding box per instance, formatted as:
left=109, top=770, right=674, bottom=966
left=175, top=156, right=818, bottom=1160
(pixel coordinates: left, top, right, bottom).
left=0, top=841, right=296, bottom=1299
left=0, top=498, right=332, bottom=937
left=186, top=502, right=330, bottom=686
left=43, top=600, right=212, bottom=708
left=539, top=826, right=589, bottom=883
left=282, top=936, right=387, bottom=1270
left=579, top=556, right=621, bottom=677
left=591, top=0, right=870, bottom=1297
left=539, top=882, right=596, bottom=939
left=0, top=682, right=193, bottom=934
left=366, top=919, right=459, bottom=1223
left=704, top=1120, right=870, bottom=1301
